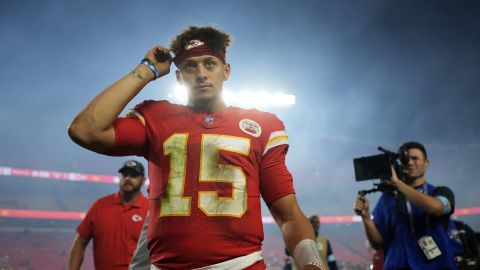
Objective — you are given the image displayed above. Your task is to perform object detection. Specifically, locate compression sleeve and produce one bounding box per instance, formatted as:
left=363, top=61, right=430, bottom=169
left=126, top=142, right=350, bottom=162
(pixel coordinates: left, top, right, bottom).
left=105, top=117, right=148, bottom=157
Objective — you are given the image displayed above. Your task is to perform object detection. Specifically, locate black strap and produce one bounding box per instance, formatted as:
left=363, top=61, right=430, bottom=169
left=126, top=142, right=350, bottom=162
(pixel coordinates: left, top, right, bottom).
left=406, top=182, right=429, bottom=235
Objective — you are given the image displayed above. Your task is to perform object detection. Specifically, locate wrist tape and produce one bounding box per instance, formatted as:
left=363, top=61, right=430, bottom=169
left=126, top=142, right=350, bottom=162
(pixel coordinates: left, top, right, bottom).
left=293, top=239, right=325, bottom=269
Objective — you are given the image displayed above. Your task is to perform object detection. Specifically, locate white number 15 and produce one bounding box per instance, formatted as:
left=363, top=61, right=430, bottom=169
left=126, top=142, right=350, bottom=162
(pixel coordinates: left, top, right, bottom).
left=160, top=134, right=251, bottom=218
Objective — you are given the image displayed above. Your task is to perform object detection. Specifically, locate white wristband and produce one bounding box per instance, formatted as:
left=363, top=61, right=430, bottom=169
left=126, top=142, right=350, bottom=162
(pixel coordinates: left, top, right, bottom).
left=293, top=239, right=325, bottom=269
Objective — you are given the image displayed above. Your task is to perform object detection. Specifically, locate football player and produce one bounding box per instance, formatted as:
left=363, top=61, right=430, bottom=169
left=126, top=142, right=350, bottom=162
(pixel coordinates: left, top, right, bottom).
left=69, top=25, right=324, bottom=270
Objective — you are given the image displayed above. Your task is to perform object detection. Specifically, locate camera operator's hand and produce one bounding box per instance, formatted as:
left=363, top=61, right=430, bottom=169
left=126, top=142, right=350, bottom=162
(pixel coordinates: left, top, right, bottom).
left=390, top=166, right=402, bottom=186
left=355, top=192, right=384, bottom=250
left=144, top=45, right=173, bottom=79
left=387, top=166, right=404, bottom=187
left=354, top=195, right=371, bottom=219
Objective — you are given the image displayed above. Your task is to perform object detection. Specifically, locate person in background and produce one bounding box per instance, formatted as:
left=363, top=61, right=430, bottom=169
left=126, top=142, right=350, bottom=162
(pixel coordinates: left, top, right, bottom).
left=354, top=141, right=456, bottom=270
left=68, top=160, right=148, bottom=270
left=366, top=240, right=384, bottom=270
left=308, top=215, right=338, bottom=270
left=448, top=219, right=480, bottom=269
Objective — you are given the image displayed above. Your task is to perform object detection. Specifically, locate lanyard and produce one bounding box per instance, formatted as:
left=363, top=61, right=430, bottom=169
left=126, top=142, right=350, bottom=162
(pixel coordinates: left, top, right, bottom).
left=405, top=182, right=428, bottom=235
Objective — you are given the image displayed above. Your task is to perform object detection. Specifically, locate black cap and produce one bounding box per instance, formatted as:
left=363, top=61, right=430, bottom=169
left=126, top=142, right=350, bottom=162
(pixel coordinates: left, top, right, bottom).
left=118, top=160, right=145, bottom=175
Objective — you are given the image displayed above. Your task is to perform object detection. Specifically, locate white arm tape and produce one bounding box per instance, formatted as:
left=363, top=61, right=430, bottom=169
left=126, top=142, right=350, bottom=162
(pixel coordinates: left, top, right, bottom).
left=293, top=239, right=325, bottom=269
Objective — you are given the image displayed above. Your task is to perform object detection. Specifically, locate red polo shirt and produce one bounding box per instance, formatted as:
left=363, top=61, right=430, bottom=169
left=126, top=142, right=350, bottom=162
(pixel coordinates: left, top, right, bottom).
left=77, top=192, right=148, bottom=270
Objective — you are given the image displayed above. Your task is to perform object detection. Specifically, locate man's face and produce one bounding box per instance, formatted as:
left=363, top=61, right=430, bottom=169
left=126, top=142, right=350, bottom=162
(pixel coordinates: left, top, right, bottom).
left=176, top=55, right=230, bottom=106
left=309, top=216, right=320, bottom=232
left=402, top=148, right=429, bottom=180
left=119, top=171, right=144, bottom=194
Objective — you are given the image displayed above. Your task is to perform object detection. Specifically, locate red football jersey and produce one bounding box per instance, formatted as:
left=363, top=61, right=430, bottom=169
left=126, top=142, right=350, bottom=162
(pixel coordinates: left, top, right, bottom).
left=111, top=100, right=294, bottom=269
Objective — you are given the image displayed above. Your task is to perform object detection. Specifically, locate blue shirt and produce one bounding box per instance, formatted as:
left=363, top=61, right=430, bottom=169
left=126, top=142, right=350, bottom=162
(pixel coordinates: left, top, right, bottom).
left=447, top=219, right=465, bottom=257
left=372, top=183, right=457, bottom=270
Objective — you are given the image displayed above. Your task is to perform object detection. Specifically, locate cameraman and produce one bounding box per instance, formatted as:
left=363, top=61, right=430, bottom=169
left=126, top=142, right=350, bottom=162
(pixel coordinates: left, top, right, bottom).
left=354, top=141, right=457, bottom=270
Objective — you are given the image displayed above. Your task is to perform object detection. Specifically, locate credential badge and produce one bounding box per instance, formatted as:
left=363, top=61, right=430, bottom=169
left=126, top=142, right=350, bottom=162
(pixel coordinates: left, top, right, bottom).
left=239, top=119, right=262, bottom=137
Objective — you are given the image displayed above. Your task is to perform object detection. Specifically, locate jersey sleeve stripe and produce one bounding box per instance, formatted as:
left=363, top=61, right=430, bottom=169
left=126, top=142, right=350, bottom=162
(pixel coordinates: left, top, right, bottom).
left=263, top=131, right=289, bottom=156
left=269, top=130, right=288, bottom=139
left=126, top=110, right=146, bottom=126
left=267, top=135, right=288, bottom=146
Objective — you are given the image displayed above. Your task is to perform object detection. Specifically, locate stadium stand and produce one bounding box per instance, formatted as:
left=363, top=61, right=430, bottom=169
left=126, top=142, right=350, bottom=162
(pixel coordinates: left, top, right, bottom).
left=2, top=168, right=479, bottom=269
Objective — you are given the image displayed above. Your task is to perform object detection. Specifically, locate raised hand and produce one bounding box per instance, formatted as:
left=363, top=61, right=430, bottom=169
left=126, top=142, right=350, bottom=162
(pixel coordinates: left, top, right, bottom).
left=144, top=45, right=173, bottom=78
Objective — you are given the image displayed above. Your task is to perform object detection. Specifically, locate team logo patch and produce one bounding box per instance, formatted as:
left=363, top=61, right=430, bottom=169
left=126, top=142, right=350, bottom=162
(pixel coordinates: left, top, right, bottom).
left=125, top=160, right=137, bottom=167
left=204, top=116, right=214, bottom=125
left=185, top=40, right=205, bottom=50
left=132, top=214, right=143, bottom=222
left=239, top=119, right=262, bottom=137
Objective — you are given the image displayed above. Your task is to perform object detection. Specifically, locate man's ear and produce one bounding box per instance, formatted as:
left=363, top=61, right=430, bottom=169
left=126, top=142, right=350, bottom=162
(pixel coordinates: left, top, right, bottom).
left=224, top=63, right=231, bottom=81
left=175, top=70, right=182, bottom=84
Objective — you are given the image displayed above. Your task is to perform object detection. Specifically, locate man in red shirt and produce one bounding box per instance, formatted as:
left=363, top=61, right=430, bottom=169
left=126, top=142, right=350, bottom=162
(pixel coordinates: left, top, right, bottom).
left=68, top=160, right=149, bottom=270
left=69, top=26, right=324, bottom=269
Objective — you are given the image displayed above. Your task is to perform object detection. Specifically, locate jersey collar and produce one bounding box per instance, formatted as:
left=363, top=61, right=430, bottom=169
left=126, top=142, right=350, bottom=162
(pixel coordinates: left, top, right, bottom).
left=114, top=192, right=145, bottom=208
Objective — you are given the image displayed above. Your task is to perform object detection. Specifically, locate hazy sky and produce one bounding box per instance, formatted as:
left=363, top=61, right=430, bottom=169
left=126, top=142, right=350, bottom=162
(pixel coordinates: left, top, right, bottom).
left=1, top=0, right=479, bottom=224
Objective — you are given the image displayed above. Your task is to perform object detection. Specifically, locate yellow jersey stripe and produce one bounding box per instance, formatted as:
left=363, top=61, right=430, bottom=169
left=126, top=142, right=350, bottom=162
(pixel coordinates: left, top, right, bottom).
left=263, top=130, right=289, bottom=156
left=267, top=135, right=288, bottom=147
left=126, top=110, right=146, bottom=126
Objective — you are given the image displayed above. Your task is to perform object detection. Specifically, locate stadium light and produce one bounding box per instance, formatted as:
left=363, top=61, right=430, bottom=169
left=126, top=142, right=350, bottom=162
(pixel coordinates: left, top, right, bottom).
left=168, top=85, right=296, bottom=108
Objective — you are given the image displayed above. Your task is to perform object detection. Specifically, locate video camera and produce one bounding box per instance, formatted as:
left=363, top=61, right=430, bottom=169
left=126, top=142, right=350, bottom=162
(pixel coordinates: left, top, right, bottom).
left=353, top=147, right=411, bottom=215
left=353, top=146, right=410, bottom=182
left=353, top=146, right=410, bottom=196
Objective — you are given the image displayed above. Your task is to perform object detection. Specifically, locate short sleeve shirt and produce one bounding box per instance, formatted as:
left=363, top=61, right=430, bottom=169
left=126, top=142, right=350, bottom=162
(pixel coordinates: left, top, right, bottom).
left=77, top=193, right=149, bottom=270
left=372, top=183, right=457, bottom=270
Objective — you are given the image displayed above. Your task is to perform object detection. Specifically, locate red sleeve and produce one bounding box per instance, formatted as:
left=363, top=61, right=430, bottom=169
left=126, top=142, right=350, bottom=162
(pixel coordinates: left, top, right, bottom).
left=76, top=202, right=96, bottom=239
left=104, top=117, right=148, bottom=157
left=260, top=144, right=295, bottom=206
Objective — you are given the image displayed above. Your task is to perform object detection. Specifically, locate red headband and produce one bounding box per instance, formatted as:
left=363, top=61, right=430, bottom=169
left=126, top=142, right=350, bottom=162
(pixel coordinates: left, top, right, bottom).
left=173, top=40, right=226, bottom=66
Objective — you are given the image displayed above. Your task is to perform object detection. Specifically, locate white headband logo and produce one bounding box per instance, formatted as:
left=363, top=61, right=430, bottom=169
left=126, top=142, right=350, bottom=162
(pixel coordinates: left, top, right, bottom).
left=185, top=40, right=205, bottom=50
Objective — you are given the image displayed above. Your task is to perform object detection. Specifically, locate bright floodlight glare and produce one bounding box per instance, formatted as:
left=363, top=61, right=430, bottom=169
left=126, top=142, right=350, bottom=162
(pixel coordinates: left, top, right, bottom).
left=170, top=85, right=295, bottom=108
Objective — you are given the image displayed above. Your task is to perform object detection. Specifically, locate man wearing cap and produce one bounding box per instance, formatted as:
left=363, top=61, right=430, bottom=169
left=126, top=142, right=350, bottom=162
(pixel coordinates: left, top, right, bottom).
left=68, top=160, right=148, bottom=270
left=68, top=26, right=324, bottom=269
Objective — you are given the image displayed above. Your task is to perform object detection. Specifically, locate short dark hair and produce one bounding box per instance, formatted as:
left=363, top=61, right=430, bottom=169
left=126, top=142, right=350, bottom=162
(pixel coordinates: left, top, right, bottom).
left=399, top=141, right=428, bottom=160
left=169, top=26, right=232, bottom=56
left=309, top=215, right=320, bottom=223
